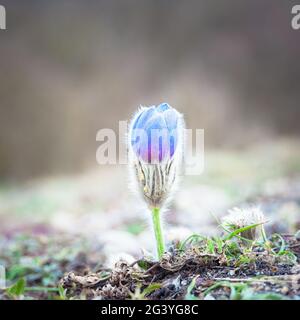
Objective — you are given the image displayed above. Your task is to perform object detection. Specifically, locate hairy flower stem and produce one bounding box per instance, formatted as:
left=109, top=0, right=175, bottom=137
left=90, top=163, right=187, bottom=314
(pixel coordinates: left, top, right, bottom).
left=152, top=207, right=165, bottom=259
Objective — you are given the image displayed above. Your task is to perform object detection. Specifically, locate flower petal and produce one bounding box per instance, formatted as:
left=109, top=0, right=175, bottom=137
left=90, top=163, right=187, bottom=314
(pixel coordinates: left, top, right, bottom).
left=132, top=106, right=155, bottom=129
left=130, top=104, right=181, bottom=163
left=164, top=109, right=179, bottom=131
left=156, top=102, right=170, bottom=113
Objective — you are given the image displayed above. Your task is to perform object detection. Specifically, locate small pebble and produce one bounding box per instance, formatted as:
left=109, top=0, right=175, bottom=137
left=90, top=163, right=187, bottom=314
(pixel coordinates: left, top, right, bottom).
left=281, top=287, right=289, bottom=294
left=181, top=280, right=188, bottom=286
left=229, top=270, right=235, bottom=276
left=204, top=294, right=215, bottom=300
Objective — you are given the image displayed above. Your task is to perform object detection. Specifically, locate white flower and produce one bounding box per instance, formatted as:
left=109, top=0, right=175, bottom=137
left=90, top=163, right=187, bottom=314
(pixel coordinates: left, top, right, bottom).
left=222, top=206, right=267, bottom=241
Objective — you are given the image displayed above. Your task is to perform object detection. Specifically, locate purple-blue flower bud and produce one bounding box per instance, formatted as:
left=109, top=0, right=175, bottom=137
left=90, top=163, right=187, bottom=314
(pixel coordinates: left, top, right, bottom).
left=129, top=103, right=184, bottom=209
left=130, top=103, right=182, bottom=164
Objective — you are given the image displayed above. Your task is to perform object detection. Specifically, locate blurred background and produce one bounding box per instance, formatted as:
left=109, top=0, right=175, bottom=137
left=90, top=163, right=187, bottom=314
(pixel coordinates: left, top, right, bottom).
left=0, top=0, right=299, bottom=180
left=0, top=1, right=299, bottom=262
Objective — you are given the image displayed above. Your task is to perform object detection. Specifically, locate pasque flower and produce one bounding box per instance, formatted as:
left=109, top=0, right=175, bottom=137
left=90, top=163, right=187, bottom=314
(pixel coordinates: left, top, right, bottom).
left=131, top=103, right=180, bottom=164
left=129, top=103, right=185, bottom=258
